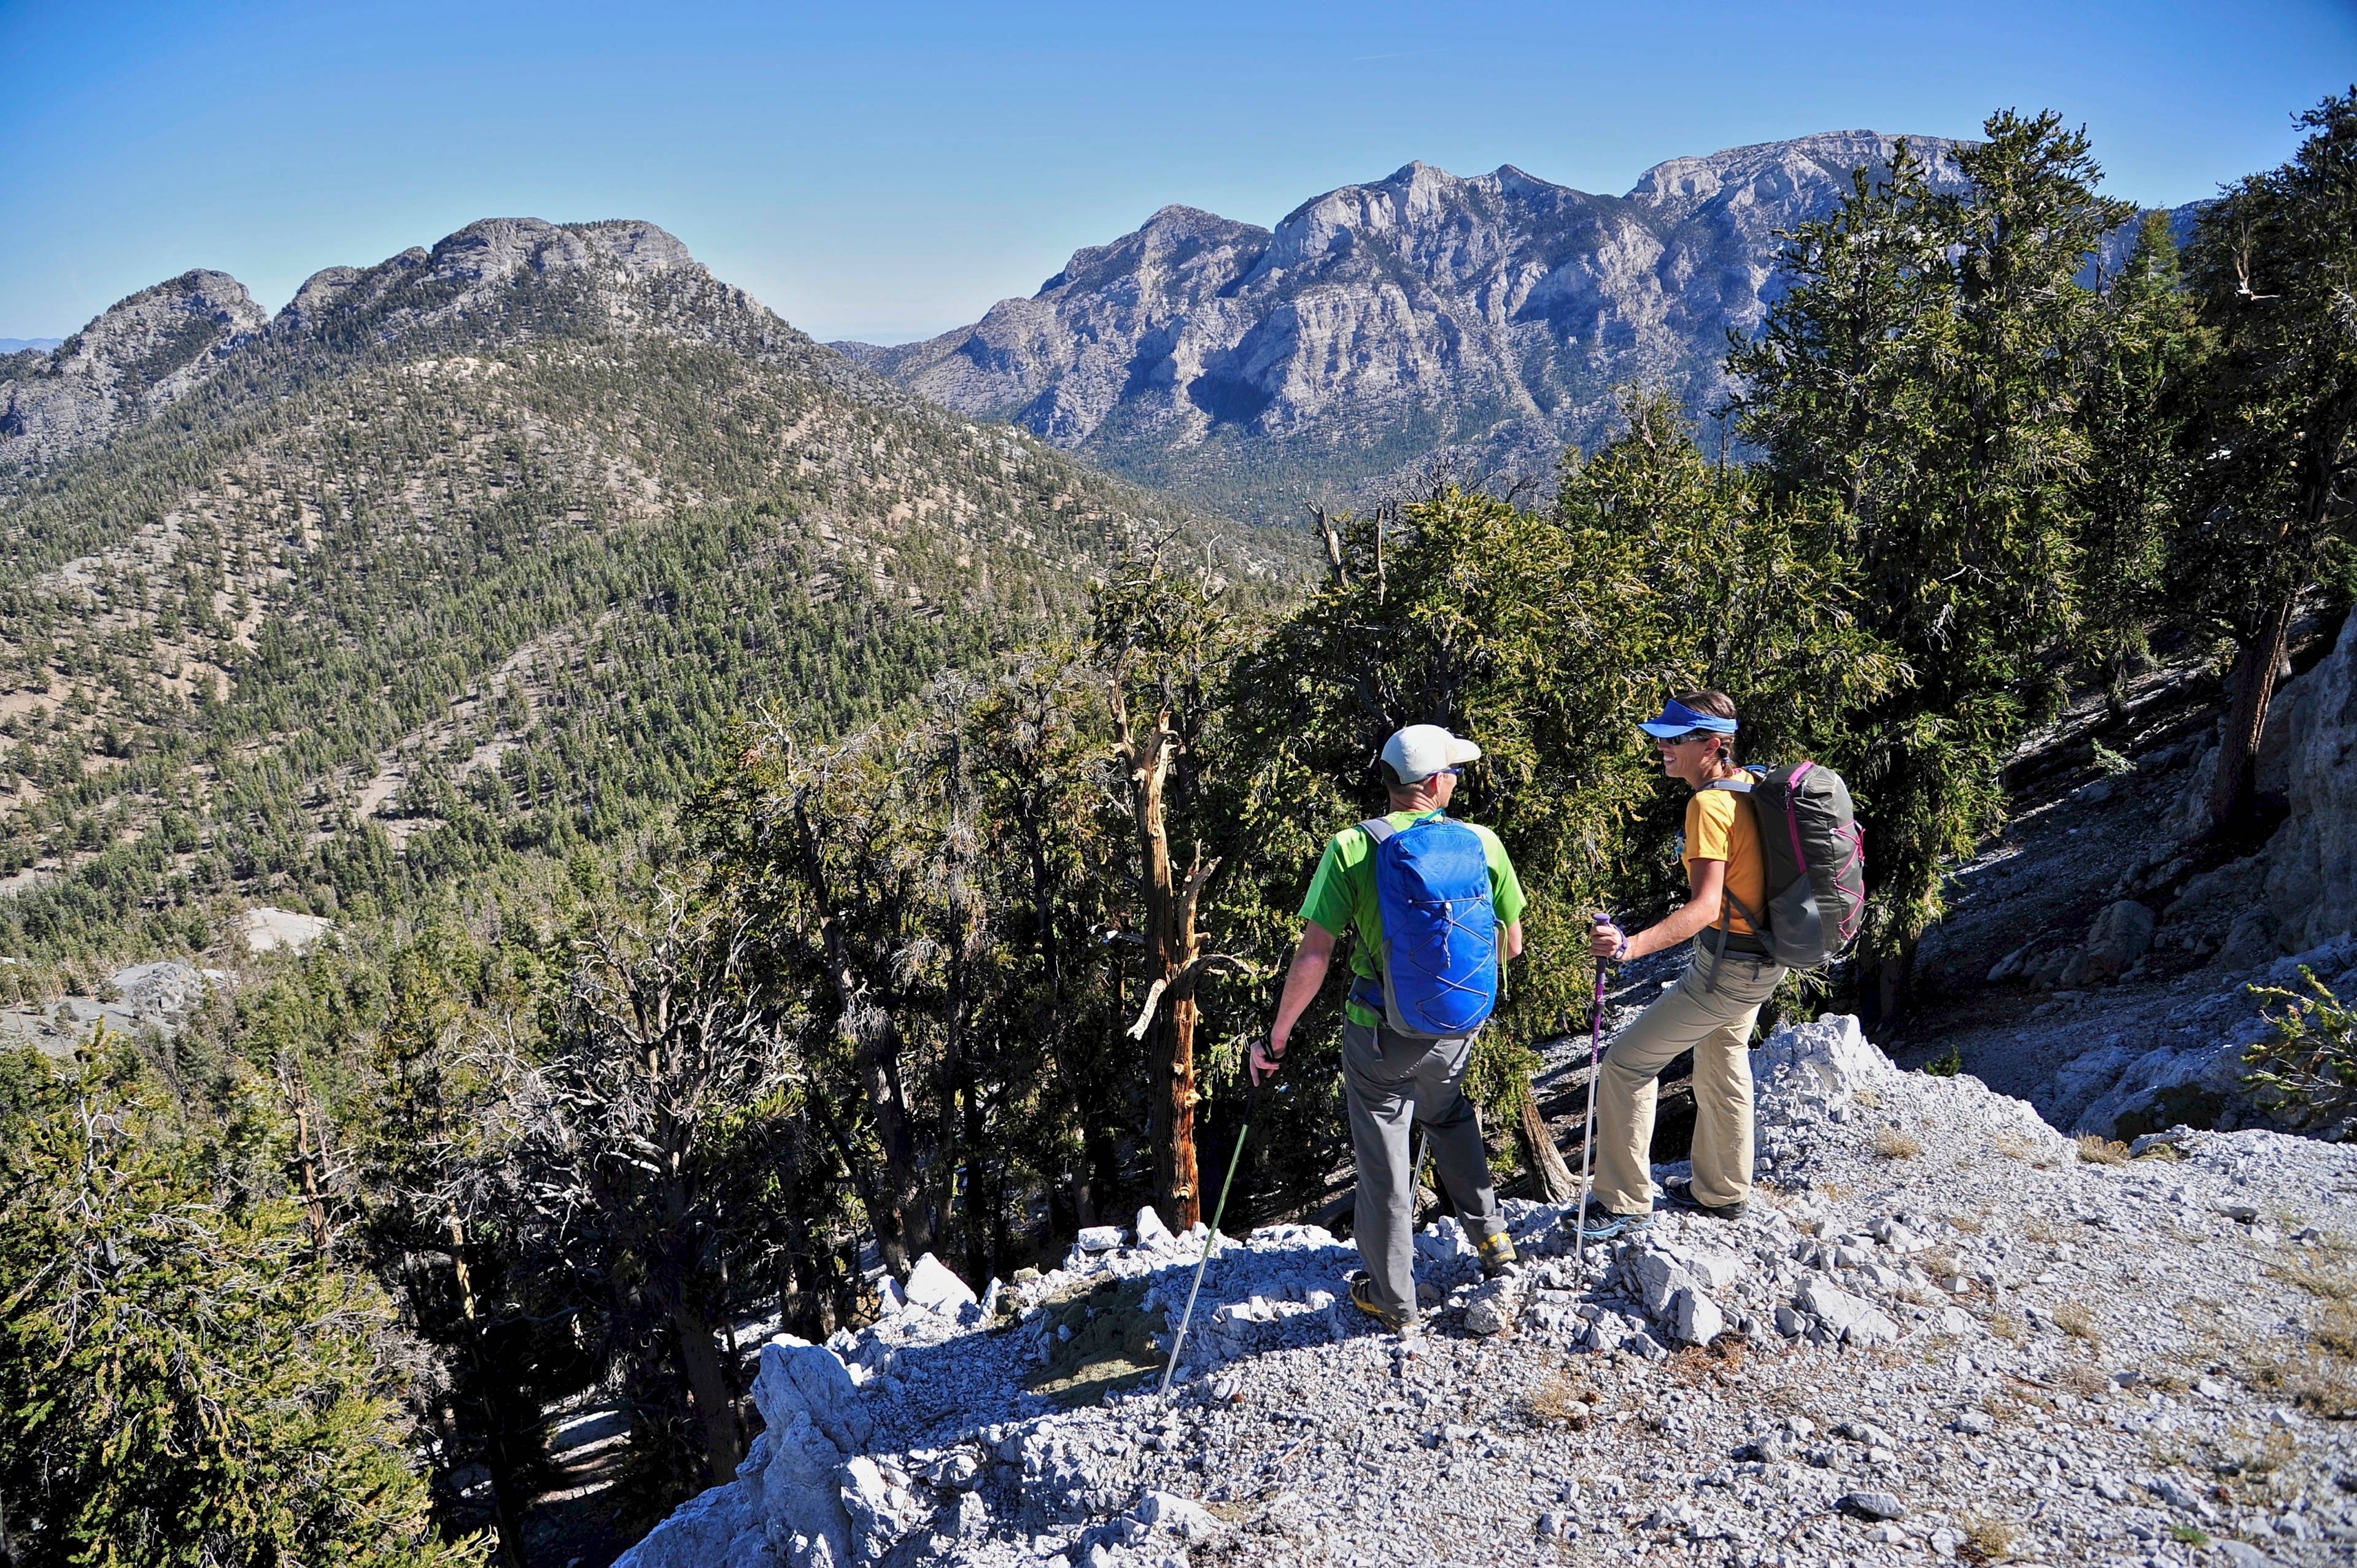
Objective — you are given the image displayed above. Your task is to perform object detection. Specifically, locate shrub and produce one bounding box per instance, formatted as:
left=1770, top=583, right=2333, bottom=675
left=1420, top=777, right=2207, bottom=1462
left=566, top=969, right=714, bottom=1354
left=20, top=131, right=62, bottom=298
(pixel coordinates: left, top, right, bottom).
left=2242, top=968, right=2357, bottom=1138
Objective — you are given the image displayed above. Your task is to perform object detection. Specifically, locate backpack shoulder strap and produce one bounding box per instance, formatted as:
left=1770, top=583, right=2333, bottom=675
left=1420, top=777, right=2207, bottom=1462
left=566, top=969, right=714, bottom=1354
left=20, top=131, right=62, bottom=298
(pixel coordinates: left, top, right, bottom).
left=1705, top=777, right=1754, bottom=794
left=1358, top=817, right=1396, bottom=844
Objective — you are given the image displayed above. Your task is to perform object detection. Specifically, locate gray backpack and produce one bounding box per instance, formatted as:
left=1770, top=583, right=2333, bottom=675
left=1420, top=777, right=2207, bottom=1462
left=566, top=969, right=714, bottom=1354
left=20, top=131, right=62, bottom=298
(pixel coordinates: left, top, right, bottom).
left=1705, top=761, right=1866, bottom=970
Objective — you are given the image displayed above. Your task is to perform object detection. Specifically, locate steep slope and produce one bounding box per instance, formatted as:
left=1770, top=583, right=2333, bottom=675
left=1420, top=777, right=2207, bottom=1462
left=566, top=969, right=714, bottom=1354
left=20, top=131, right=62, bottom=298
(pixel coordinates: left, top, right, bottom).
left=0, top=218, right=1283, bottom=964
left=842, top=132, right=2195, bottom=522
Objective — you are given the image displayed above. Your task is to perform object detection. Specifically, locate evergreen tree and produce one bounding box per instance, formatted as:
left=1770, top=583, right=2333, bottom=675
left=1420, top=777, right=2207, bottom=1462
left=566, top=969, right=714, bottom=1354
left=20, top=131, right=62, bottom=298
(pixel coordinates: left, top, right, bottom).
left=1732, top=110, right=2132, bottom=1020
left=0, top=1042, right=479, bottom=1568
left=2077, top=212, right=2207, bottom=718
left=2173, top=89, right=2357, bottom=833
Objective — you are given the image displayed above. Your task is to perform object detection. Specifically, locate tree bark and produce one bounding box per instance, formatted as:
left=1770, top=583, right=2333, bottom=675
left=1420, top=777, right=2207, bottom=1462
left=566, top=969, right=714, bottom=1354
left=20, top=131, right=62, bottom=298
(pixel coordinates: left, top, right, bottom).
left=1117, top=692, right=1203, bottom=1230
left=1514, top=1075, right=1575, bottom=1202
left=441, top=1206, right=531, bottom=1568
left=279, top=1058, right=333, bottom=1261
left=2206, top=590, right=2296, bottom=834
left=670, top=1299, right=744, bottom=1481
left=792, top=791, right=926, bottom=1276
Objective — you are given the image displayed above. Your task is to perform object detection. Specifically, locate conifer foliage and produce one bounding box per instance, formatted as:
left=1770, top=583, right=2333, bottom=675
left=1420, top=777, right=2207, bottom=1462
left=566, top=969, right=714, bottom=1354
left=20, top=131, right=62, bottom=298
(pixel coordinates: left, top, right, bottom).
left=0, top=1042, right=480, bottom=1567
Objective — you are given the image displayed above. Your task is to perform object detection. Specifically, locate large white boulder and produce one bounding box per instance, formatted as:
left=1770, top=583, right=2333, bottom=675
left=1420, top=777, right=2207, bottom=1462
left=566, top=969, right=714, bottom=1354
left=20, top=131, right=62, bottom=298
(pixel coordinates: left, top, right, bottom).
left=901, top=1253, right=977, bottom=1315
left=241, top=905, right=331, bottom=954
left=731, top=1337, right=877, bottom=1567
left=612, top=1479, right=773, bottom=1568
left=1757, top=1014, right=1886, bottom=1096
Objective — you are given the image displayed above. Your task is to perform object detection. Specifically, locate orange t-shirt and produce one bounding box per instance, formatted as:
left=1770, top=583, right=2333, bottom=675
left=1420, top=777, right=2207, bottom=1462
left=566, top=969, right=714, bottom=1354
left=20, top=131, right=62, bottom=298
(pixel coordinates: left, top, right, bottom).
left=1684, top=786, right=1767, bottom=935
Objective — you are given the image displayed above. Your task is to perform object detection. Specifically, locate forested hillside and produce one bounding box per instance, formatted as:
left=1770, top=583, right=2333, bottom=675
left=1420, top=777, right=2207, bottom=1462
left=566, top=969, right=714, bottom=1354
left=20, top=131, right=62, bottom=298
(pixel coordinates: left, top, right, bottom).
left=0, top=217, right=1287, bottom=974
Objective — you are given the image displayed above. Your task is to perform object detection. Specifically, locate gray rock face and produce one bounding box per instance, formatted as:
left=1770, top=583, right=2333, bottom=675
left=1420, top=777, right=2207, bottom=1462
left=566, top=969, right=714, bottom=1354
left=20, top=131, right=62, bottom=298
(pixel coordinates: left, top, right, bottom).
left=1, top=271, right=265, bottom=467
left=0, top=959, right=230, bottom=1057
left=2264, top=615, right=2357, bottom=954
left=842, top=134, right=1995, bottom=518
left=2062, top=899, right=2158, bottom=986
left=5, top=218, right=840, bottom=477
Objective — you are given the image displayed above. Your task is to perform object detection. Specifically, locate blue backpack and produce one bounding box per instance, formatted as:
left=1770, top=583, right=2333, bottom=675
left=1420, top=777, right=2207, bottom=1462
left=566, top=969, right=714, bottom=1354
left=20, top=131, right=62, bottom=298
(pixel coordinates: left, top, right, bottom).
left=1350, top=814, right=1500, bottom=1038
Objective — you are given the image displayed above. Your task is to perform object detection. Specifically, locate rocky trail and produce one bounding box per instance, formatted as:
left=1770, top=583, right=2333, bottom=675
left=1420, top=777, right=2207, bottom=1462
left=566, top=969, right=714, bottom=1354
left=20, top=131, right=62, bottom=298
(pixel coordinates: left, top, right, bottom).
left=622, top=1017, right=2357, bottom=1568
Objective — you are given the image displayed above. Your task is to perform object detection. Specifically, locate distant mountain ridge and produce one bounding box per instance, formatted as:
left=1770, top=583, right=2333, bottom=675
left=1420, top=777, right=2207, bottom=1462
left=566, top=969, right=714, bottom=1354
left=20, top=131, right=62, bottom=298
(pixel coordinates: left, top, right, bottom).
left=837, top=130, right=2196, bottom=520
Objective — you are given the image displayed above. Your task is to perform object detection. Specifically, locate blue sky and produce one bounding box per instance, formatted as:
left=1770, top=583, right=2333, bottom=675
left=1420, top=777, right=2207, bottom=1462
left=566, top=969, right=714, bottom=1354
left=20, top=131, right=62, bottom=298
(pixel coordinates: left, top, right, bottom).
left=2, top=1, right=2351, bottom=344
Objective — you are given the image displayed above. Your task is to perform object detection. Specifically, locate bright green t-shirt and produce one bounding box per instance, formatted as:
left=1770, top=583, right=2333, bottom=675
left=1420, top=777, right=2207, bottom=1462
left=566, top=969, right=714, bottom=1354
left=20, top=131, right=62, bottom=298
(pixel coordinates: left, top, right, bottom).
left=1298, top=809, right=1527, bottom=1028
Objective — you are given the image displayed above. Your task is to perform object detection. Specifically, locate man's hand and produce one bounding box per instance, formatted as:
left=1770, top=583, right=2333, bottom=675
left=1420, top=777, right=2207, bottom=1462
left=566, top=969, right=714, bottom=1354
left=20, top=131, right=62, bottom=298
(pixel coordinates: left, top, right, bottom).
left=1250, top=1033, right=1286, bottom=1085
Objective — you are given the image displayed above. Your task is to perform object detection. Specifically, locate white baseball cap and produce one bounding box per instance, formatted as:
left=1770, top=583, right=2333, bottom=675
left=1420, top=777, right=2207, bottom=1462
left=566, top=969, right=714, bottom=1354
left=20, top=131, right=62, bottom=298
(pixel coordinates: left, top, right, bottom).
left=1380, top=724, right=1482, bottom=784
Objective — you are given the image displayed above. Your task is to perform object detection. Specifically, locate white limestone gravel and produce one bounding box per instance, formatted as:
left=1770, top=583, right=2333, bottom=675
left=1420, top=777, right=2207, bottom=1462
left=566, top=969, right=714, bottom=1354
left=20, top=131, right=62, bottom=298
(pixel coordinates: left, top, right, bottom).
left=621, top=1016, right=2357, bottom=1568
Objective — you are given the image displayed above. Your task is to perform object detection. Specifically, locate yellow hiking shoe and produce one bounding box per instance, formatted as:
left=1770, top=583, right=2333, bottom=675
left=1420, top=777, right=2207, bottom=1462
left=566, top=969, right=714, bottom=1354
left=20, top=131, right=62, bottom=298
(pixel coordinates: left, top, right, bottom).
left=1349, top=1273, right=1415, bottom=1333
left=1477, top=1229, right=1519, bottom=1278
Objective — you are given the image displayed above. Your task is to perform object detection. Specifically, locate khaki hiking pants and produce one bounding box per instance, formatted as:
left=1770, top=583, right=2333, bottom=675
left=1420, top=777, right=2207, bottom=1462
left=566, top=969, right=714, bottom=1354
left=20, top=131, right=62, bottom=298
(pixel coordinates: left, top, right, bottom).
left=1591, top=943, right=1785, bottom=1217
left=1342, top=1017, right=1505, bottom=1322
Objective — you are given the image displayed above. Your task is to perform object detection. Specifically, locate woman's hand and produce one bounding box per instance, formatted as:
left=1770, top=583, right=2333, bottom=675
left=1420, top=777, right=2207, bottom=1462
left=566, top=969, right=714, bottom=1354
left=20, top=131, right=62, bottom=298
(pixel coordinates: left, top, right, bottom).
left=1249, top=1033, right=1286, bottom=1085
left=1590, top=922, right=1630, bottom=960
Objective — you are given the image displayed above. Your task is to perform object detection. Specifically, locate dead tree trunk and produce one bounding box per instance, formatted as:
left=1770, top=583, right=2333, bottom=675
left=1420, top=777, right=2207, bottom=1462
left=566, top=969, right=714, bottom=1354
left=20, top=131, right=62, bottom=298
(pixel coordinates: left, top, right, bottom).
left=668, top=1296, right=744, bottom=1481
left=2207, top=590, right=2296, bottom=834
left=1514, top=1081, right=1576, bottom=1202
left=1115, top=693, right=1199, bottom=1229
left=276, top=1056, right=335, bottom=1261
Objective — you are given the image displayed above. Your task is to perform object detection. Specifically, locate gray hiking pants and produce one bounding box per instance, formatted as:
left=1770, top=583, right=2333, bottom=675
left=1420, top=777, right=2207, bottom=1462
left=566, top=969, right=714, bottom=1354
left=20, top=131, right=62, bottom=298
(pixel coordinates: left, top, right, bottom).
left=1342, top=1017, right=1504, bottom=1321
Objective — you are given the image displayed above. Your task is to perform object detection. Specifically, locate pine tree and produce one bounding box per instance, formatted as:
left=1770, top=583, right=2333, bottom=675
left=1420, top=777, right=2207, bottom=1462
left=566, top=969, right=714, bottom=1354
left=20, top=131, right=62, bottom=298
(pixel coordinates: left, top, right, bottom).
left=2173, top=89, right=2357, bottom=833
left=2077, top=212, right=2207, bottom=719
left=0, top=1042, right=480, bottom=1568
left=1733, top=111, right=2132, bottom=1020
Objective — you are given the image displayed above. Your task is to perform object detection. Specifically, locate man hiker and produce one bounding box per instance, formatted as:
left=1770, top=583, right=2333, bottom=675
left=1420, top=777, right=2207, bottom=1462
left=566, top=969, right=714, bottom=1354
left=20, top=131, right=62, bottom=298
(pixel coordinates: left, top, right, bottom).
left=1581, top=691, right=1785, bottom=1239
left=1250, top=724, right=1525, bottom=1332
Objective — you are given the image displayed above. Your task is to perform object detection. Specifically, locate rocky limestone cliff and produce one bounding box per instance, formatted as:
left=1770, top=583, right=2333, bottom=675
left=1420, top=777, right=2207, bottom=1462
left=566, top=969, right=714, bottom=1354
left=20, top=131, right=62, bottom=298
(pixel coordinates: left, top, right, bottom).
left=839, top=133, right=1994, bottom=519
left=844, top=133, right=2205, bottom=523
left=1892, top=616, right=2357, bottom=1142
left=0, top=270, right=266, bottom=467
left=3, top=219, right=875, bottom=477
left=2262, top=614, right=2357, bottom=955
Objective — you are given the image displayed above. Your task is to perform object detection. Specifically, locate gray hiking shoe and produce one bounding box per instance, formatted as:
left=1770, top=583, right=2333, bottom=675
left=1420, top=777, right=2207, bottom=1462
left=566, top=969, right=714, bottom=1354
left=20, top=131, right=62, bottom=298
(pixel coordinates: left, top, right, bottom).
left=1576, top=1210, right=1654, bottom=1244
left=1664, top=1177, right=1747, bottom=1220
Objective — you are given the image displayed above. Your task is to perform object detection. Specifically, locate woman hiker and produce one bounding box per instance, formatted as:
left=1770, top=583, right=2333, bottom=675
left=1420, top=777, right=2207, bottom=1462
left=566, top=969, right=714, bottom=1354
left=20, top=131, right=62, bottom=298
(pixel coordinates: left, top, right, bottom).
left=1580, top=690, right=1784, bottom=1240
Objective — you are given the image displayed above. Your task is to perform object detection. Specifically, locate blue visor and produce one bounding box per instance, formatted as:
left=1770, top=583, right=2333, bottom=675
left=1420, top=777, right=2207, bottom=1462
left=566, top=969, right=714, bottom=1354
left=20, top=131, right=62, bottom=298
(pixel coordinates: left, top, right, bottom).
left=1637, top=698, right=1740, bottom=738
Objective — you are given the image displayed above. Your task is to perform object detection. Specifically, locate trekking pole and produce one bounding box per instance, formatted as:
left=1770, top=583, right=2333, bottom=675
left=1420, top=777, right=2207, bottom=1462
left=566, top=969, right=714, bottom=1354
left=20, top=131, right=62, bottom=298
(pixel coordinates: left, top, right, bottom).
left=1572, top=914, right=1612, bottom=1271
left=1159, top=1076, right=1259, bottom=1399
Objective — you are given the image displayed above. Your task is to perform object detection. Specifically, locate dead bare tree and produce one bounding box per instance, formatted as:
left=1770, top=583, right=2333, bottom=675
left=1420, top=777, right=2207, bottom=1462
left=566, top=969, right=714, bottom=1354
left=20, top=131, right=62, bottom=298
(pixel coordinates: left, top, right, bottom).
left=509, top=890, right=782, bottom=1486
left=1096, top=553, right=1263, bottom=1230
